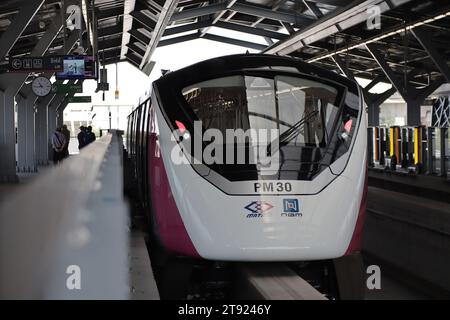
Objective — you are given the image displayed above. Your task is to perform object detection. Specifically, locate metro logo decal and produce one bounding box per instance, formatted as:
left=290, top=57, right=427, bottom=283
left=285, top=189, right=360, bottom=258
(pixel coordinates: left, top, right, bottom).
left=282, top=199, right=302, bottom=217
left=244, top=201, right=274, bottom=218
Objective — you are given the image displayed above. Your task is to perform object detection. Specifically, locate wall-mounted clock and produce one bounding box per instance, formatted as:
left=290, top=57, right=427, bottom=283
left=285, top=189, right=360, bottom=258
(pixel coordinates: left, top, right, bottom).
left=32, top=76, right=52, bottom=97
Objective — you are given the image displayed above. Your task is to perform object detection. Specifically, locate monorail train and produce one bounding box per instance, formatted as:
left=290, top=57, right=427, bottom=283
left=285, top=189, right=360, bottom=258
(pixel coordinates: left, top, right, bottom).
left=126, top=54, right=367, bottom=299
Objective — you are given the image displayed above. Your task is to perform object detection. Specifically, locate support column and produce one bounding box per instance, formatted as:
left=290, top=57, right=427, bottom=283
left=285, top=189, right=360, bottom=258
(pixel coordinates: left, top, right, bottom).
left=0, top=6, right=66, bottom=180
left=35, top=103, right=48, bottom=166
left=367, top=104, right=380, bottom=127
left=47, top=105, right=57, bottom=162
left=366, top=43, right=445, bottom=127
left=406, top=100, right=421, bottom=126
left=0, top=91, right=18, bottom=182
left=56, top=109, right=64, bottom=128
left=16, top=96, right=36, bottom=172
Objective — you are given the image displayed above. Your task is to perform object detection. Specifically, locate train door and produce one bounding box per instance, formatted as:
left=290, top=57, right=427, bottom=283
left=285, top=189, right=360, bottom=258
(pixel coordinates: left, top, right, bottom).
left=142, top=99, right=151, bottom=210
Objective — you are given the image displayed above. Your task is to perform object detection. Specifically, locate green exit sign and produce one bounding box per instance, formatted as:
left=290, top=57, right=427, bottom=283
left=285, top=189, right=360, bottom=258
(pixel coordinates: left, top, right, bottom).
left=52, top=83, right=83, bottom=94
left=68, top=96, right=91, bottom=103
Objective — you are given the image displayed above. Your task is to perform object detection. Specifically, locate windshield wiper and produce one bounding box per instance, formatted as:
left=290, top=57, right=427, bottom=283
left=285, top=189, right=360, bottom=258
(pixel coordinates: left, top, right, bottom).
left=267, top=110, right=319, bottom=155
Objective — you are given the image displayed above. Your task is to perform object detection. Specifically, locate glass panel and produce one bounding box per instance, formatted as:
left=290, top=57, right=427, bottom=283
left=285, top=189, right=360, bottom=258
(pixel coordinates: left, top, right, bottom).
left=183, top=75, right=340, bottom=148
left=275, top=76, right=338, bottom=147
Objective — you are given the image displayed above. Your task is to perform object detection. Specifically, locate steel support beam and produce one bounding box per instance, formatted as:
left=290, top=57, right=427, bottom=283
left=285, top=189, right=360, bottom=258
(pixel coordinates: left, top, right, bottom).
left=370, top=87, right=396, bottom=107
left=99, top=37, right=122, bottom=51
left=364, top=75, right=384, bottom=93
left=198, top=0, right=238, bottom=38
left=414, top=78, right=445, bottom=103
left=411, top=28, right=450, bottom=83
left=203, top=34, right=267, bottom=50
left=249, top=0, right=290, bottom=28
left=126, top=51, right=143, bottom=67
left=367, top=42, right=446, bottom=125
left=163, top=20, right=212, bottom=36
left=130, top=10, right=157, bottom=31
left=170, top=2, right=227, bottom=22
left=0, top=0, right=44, bottom=61
left=332, top=55, right=355, bottom=81
left=365, top=43, right=410, bottom=98
left=0, top=10, right=66, bottom=94
left=264, top=0, right=413, bottom=55
left=366, top=43, right=446, bottom=126
left=332, top=54, right=397, bottom=126
left=303, top=0, right=323, bottom=19
left=126, top=42, right=146, bottom=56
left=158, top=33, right=199, bottom=47
left=129, top=29, right=151, bottom=45
left=233, top=2, right=313, bottom=25
left=98, top=25, right=123, bottom=38
left=140, top=0, right=180, bottom=69
left=120, top=0, right=137, bottom=59
left=282, top=22, right=295, bottom=35
left=97, top=5, right=124, bottom=20
left=0, top=8, right=68, bottom=181
left=215, top=21, right=288, bottom=40
left=366, top=87, right=396, bottom=126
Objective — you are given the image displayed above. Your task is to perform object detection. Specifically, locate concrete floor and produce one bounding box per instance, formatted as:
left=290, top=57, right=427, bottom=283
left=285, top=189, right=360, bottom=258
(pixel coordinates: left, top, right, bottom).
left=129, top=232, right=160, bottom=300
left=0, top=171, right=38, bottom=204
left=365, top=271, right=429, bottom=300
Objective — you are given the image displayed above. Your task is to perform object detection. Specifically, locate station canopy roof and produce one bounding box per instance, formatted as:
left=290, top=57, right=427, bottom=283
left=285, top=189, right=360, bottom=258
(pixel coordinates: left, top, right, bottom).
left=0, top=0, right=449, bottom=90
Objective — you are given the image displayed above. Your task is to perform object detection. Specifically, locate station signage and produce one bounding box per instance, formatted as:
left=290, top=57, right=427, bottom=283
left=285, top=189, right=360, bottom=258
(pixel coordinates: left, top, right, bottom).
left=68, top=96, right=91, bottom=103
left=9, top=56, right=64, bottom=73
left=52, top=83, right=83, bottom=94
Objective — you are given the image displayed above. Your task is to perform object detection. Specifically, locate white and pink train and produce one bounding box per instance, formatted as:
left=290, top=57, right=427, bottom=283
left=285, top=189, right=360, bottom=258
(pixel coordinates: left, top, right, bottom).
left=126, top=54, right=367, bottom=299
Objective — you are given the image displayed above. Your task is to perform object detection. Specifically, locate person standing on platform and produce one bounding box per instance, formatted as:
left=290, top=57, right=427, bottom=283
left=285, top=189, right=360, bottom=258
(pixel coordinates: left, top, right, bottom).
left=61, top=124, right=71, bottom=158
left=77, top=126, right=86, bottom=150
left=85, top=126, right=96, bottom=146
left=51, top=127, right=66, bottom=165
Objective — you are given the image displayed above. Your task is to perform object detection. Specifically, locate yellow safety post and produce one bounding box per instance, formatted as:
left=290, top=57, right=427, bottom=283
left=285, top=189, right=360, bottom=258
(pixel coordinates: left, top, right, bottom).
left=390, top=127, right=395, bottom=157
left=414, top=127, right=422, bottom=165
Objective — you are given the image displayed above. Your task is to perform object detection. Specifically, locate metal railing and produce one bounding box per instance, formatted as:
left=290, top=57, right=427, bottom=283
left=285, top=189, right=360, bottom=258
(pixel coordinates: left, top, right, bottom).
left=0, top=130, right=129, bottom=299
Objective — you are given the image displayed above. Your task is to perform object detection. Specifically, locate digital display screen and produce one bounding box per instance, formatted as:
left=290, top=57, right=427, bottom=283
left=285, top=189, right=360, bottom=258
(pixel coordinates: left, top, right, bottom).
left=56, top=55, right=96, bottom=79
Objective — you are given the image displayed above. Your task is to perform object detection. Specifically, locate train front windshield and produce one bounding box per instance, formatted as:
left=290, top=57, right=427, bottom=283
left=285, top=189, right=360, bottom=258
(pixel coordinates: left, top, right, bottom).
left=184, top=75, right=339, bottom=147
left=180, top=74, right=358, bottom=181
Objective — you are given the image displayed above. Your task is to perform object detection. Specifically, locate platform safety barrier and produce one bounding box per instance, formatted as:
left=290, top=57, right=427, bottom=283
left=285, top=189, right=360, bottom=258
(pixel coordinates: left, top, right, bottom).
left=368, top=126, right=449, bottom=177
left=0, top=130, right=129, bottom=299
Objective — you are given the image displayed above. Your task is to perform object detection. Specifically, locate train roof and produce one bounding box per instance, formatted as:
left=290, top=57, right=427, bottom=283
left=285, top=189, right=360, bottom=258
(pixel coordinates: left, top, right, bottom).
left=154, top=53, right=360, bottom=93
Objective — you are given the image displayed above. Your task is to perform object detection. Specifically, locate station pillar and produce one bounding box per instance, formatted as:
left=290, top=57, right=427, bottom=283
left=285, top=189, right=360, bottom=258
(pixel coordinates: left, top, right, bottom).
left=406, top=100, right=421, bottom=126
left=47, top=105, right=57, bottom=162
left=0, top=91, right=18, bottom=182
left=56, top=109, right=64, bottom=129
left=367, top=103, right=380, bottom=127
left=35, top=103, right=49, bottom=165
left=16, top=97, right=37, bottom=172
